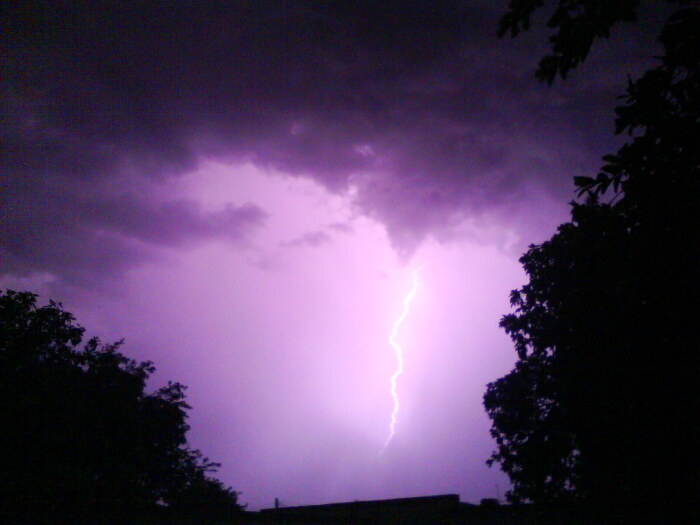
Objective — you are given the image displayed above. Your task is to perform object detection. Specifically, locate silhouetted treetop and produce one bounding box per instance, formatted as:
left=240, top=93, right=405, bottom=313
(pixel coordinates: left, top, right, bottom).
left=0, top=290, right=243, bottom=525
left=499, top=0, right=697, bottom=84
left=577, top=8, right=699, bottom=204
left=486, top=2, right=699, bottom=523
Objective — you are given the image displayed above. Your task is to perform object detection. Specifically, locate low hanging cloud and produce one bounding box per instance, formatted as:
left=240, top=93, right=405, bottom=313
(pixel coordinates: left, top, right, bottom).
left=1, top=1, right=659, bottom=285
left=0, top=177, right=266, bottom=284
left=281, top=231, right=333, bottom=249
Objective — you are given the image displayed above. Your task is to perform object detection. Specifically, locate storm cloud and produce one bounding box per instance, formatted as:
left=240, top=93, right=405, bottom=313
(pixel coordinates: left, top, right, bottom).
left=1, top=1, right=659, bottom=284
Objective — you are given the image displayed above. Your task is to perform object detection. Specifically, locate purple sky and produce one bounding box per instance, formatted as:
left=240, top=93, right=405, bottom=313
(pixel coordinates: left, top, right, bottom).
left=2, top=1, right=661, bottom=510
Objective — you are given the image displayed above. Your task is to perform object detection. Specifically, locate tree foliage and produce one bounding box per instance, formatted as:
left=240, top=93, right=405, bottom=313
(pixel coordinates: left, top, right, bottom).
left=0, top=290, right=243, bottom=524
left=486, top=2, right=699, bottom=522
left=499, top=0, right=695, bottom=84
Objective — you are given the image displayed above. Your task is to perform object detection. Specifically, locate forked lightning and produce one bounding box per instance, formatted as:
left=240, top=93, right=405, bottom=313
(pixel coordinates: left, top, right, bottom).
left=380, top=268, right=421, bottom=453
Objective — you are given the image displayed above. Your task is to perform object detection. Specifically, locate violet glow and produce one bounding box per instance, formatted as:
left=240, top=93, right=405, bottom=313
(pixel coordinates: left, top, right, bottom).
left=3, top=0, right=656, bottom=509
left=0, top=160, right=547, bottom=509
left=0, top=161, right=550, bottom=509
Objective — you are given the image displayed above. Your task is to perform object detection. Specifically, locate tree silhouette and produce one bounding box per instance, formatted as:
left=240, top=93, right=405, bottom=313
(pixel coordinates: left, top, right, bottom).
left=0, top=290, right=243, bottom=524
left=486, top=3, right=698, bottom=523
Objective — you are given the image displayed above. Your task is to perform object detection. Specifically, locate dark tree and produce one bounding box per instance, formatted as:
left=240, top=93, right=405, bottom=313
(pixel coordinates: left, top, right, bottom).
left=486, top=2, right=699, bottom=523
left=0, top=290, right=243, bottom=525
left=498, top=0, right=695, bottom=85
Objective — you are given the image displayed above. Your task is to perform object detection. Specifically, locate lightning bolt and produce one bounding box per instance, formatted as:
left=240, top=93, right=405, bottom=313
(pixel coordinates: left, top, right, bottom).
left=380, top=268, right=421, bottom=453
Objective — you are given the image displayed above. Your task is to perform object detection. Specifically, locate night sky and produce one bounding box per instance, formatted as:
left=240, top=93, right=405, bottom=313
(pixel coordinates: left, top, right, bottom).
left=2, top=1, right=661, bottom=510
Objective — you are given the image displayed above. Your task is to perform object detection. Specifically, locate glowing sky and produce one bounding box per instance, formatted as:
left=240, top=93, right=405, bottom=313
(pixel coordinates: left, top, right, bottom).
left=7, top=162, right=531, bottom=508
left=1, top=0, right=660, bottom=511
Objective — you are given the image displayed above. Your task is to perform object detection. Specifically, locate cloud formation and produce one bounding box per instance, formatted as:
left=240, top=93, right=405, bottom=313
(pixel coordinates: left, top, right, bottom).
left=2, top=1, right=658, bottom=282
left=0, top=174, right=265, bottom=284
left=282, top=231, right=332, bottom=249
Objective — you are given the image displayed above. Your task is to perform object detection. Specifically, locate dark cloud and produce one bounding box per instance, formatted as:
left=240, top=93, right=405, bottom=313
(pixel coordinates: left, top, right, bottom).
left=281, top=231, right=332, bottom=249
left=0, top=174, right=266, bottom=284
left=2, top=1, right=661, bottom=282
left=329, top=222, right=354, bottom=235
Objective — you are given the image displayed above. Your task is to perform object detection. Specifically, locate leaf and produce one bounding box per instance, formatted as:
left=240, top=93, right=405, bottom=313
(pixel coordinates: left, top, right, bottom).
left=573, top=176, right=595, bottom=188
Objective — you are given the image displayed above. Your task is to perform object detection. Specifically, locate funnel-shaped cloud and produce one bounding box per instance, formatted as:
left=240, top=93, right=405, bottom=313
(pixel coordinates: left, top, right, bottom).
left=1, top=1, right=659, bottom=283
